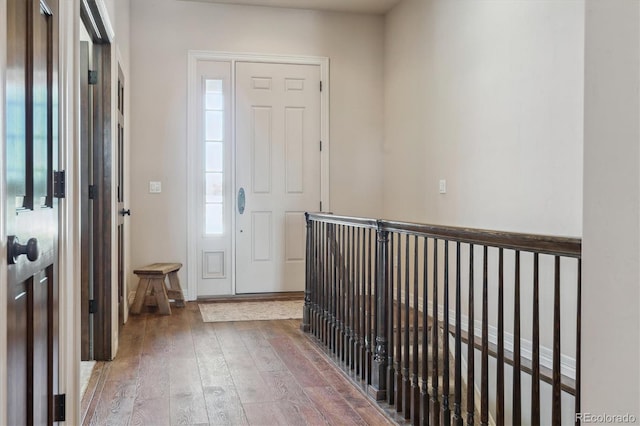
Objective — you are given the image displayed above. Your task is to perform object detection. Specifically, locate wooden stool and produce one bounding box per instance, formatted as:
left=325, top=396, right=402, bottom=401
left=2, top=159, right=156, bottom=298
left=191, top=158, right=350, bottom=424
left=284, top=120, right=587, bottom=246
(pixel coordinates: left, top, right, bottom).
left=131, top=262, right=184, bottom=315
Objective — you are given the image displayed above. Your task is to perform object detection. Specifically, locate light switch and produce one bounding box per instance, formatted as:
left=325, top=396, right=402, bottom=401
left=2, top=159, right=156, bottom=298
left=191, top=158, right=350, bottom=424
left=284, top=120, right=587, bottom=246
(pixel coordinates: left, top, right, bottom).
left=439, top=179, right=447, bottom=194
left=149, top=181, right=162, bottom=193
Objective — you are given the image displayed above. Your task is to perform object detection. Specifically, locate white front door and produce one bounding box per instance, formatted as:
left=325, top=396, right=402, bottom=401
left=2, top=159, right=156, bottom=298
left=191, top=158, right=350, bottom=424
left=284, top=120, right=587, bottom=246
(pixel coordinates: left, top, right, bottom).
left=235, top=62, right=322, bottom=294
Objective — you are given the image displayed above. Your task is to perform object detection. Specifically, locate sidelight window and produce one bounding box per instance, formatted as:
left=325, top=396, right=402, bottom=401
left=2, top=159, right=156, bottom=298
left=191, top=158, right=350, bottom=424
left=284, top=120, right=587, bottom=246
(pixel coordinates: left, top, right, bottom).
left=203, top=79, right=225, bottom=234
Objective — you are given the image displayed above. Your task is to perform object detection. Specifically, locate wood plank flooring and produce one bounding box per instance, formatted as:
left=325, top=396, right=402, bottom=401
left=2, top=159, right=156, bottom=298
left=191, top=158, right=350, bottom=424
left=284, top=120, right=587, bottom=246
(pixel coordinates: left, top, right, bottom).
left=82, top=303, right=394, bottom=426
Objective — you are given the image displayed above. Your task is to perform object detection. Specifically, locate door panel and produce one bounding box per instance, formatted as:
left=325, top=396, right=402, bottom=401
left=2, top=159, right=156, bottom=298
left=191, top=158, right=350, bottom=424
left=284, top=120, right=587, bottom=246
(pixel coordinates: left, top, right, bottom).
left=7, top=280, right=28, bottom=426
left=235, top=62, right=321, bottom=294
left=5, top=0, right=60, bottom=424
left=33, top=270, right=50, bottom=426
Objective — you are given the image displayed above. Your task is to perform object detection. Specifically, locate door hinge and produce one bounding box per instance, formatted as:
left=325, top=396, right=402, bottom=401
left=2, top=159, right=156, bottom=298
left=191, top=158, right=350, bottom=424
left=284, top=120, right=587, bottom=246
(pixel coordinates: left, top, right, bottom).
left=54, top=394, right=66, bottom=422
left=89, top=299, right=98, bottom=314
left=320, top=81, right=322, bottom=92
left=319, top=141, right=322, bottom=151
left=320, top=201, right=322, bottom=211
left=88, top=185, right=97, bottom=199
left=88, top=70, right=98, bottom=85
left=53, top=171, right=65, bottom=198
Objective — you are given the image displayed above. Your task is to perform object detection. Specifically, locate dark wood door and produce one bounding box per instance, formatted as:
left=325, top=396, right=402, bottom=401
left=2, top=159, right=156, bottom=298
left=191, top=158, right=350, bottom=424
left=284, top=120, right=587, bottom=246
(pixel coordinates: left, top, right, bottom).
left=6, top=0, right=60, bottom=424
left=117, top=65, right=127, bottom=325
left=80, top=40, right=93, bottom=360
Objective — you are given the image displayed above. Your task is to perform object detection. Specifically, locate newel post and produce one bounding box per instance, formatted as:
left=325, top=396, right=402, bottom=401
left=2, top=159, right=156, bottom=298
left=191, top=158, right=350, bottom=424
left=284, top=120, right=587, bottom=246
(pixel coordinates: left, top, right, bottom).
left=301, top=213, right=313, bottom=332
left=369, top=222, right=388, bottom=400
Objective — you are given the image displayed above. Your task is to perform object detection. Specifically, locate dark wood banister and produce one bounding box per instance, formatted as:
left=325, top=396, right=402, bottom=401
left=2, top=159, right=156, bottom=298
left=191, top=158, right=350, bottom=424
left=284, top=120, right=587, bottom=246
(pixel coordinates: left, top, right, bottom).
left=307, top=213, right=581, bottom=258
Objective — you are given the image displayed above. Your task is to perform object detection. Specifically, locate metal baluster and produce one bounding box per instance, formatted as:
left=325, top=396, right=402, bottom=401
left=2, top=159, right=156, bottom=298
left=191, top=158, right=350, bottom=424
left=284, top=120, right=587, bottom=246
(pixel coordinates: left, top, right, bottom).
left=311, top=221, right=317, bottom=336
left=396, top=233, right=404, bottom=413
left=366, top=228, right=373, bottom=385
left=331, top=224, right=338, bottom=354
left=532, top=253, right=540, bottom=426
left=442, top=240, right=450, bottom=425
left=349, top=226, right=356, bottom=369
left=453, top=242, right=462, bottom=426
left=431, top=239, right=440, bottom=426
left=323, top=222, right=328, bottom=343
left=481, top=246, right=489, bottom=426
left=387, top=233, right=396, bottom=406
left=467, top=244, right=475, bottom=426
left=345, top=225, right=350, bottom=363
left=354, top=227, right=361, bottom=377
left=421, top=237, right=430, bottom=426
left=552, top=256, right=561, bottom=426
left=358, top=229, right=367, bottom=379
left=513, top=251, right=522, bottom=425
left=411, top=235, right=420, bottom=425
left=339, top=225, right=346, bottom=361
left=497, top=248, right=505, bottom=426
left=575, top=259, right=582, bottom=426
left=403, top=234, right=411, bottom=419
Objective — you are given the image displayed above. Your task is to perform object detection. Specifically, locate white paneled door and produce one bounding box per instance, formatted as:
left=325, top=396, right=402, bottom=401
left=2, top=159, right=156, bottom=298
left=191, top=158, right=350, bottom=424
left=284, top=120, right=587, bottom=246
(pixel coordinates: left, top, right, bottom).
left=235, top=62, right=322, bottom=293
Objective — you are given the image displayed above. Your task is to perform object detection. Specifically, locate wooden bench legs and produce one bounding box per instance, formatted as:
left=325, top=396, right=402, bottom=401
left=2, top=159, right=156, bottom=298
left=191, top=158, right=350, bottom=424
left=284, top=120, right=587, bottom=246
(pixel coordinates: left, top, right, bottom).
left=167, top=271, right=185, bottom=308
left=130, top=270, right=185, bottom=315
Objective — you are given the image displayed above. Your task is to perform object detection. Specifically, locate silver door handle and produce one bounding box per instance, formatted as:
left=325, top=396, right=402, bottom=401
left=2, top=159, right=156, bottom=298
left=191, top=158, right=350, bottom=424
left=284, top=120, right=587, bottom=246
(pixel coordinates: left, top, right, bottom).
left=238, top=188, right=245, bottom=214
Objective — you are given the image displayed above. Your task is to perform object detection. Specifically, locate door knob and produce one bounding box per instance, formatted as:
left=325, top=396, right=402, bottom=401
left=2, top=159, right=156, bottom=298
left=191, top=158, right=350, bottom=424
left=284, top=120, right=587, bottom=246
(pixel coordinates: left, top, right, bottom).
left=7, top=236, right=39, bottom=264
left=120, top=209, right=131, bottom=216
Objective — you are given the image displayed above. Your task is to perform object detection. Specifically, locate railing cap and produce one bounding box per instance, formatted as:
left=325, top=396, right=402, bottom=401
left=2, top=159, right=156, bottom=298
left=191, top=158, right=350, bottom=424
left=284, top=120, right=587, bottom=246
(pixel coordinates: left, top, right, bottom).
left=306, top=212, right=581, bottom=258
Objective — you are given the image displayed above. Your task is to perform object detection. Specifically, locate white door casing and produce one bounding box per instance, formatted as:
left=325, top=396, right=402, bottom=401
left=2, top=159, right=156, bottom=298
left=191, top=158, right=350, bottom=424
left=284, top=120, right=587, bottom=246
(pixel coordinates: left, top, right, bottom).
left=187, top=52, right=329, bottom=299
left=235, top=62, right=322, bottom=294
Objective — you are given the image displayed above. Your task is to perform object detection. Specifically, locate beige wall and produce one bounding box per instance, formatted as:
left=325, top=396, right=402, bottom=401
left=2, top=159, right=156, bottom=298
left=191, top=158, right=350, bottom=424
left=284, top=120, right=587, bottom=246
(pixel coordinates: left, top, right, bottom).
left=384, top=0, right=583, bottom=237
left=582, top=0, right=640, bottom=417
left=383, top=1, right=584, bottom=423
left=129, top=0, right=385, bottom=293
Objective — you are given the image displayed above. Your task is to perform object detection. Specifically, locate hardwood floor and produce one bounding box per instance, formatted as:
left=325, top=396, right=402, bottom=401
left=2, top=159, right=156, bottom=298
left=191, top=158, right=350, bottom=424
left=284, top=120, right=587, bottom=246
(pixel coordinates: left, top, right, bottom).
left=82, top=303, right=394, bottom=425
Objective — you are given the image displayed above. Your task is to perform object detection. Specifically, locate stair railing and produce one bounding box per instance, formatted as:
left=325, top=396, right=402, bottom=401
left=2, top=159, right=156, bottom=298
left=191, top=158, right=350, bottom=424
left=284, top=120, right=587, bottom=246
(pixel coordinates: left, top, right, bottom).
left=302, top=213, right=582, bottom=426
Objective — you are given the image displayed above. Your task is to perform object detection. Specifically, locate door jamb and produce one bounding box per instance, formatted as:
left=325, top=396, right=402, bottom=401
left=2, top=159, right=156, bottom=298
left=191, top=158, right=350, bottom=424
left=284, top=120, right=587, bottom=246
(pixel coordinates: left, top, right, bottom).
left=186, top=51, right=330, bottom=301
left=0, top=0, right=8, bottom=421
left=80, top=0, right=114, bottom=361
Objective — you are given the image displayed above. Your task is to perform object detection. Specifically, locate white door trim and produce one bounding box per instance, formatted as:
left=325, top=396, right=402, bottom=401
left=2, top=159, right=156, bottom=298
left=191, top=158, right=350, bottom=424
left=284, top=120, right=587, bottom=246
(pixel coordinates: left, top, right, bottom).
left=0, top=0, right=8, bottom=421
left=186, top=51, right=330, bottom=300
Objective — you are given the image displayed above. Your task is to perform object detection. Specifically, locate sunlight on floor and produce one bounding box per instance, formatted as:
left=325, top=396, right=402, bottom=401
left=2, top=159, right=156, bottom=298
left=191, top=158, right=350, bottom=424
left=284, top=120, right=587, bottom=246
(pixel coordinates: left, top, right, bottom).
left=80, top=361, right=96, bottom=398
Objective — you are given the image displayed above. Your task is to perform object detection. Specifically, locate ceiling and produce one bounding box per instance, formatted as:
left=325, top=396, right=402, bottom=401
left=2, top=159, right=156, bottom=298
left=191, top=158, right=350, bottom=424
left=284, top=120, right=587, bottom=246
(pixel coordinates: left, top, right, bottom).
left=178, top=0, right=403, bottom=15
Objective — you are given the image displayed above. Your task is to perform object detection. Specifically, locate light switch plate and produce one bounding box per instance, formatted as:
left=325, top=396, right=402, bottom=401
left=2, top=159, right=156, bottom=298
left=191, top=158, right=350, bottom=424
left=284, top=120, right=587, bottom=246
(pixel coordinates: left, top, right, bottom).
left=149, top=181, right=162, bottom=193
left=439, top=179, right=447, bottom=194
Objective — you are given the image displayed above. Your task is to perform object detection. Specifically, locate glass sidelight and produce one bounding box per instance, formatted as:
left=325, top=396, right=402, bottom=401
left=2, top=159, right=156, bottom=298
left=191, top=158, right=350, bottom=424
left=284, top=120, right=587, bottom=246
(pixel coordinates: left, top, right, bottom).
left=204, top=78, right=224, bottom=235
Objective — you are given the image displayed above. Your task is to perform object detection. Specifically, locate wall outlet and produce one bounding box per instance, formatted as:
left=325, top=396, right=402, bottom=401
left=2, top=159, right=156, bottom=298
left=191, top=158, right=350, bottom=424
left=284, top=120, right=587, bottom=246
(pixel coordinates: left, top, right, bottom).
left=439, top=179, right=447, bottom=194
left=149, top=181, right=162, bottom=193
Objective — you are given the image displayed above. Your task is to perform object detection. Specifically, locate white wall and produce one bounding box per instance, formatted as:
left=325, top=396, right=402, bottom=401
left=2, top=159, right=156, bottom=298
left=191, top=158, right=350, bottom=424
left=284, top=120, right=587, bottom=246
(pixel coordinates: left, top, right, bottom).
left=384, top=0, right=583, bottom=237
left=129, top=0, right=385, bottom=292
left=582, top=0, right=640, bottom=418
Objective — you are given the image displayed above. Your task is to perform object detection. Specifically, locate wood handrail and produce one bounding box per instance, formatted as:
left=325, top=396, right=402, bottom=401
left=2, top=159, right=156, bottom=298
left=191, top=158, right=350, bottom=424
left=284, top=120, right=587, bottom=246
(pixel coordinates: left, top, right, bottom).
left=307, top=213, right=581, bottom=258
